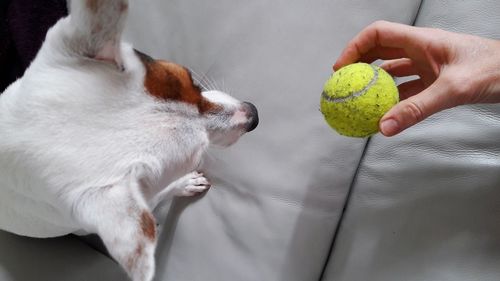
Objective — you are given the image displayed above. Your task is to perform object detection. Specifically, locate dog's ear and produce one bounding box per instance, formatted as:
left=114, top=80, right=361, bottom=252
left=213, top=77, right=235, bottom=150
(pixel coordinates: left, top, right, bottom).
left=67, top=0, right=128, bottom=67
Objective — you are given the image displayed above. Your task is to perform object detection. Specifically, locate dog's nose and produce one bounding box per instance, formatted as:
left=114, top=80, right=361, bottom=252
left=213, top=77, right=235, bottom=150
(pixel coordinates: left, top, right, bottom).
left=243, top=101, right=259, bottom=132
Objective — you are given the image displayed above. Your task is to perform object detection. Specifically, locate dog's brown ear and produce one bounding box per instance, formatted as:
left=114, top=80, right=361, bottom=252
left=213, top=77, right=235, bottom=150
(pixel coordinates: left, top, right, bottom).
left=134, top=50, right=222, bottom=114
left=67, top=0, right=128, bottom=66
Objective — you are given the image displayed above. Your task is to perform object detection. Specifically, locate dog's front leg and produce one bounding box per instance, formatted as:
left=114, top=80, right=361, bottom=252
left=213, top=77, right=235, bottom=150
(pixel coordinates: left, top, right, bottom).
left=72, top=174, right=157, bottom=281
left=149, top=171, right=211, bottom=210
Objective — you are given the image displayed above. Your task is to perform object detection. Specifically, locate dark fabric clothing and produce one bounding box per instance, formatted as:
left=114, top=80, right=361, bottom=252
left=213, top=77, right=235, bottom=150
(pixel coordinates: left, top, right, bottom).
left=0, top=0, right=68, bottom=92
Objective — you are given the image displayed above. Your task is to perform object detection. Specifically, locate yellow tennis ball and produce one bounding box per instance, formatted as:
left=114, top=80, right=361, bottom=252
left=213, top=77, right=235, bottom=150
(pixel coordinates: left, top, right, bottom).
left=320, top=63, right=399, bottom=138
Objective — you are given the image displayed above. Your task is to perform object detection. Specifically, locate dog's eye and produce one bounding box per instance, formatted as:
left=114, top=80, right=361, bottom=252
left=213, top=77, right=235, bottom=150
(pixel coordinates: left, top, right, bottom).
left=192, top=82, right=202, bottom=93
left=186, top=69, right=203, bottom=93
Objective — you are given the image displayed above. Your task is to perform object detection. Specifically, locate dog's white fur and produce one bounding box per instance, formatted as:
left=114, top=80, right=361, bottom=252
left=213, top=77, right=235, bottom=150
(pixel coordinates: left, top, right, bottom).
left=0, top=0, right=258, bottom=280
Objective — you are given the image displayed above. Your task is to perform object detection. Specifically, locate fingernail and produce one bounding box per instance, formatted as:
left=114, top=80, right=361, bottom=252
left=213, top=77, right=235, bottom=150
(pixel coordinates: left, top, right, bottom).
left=380, top=119, right=400, bottom=136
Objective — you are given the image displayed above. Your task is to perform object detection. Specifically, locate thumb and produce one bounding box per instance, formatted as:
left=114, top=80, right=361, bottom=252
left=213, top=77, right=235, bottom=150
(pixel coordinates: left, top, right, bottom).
left=379, top=79, right=456, bottom=136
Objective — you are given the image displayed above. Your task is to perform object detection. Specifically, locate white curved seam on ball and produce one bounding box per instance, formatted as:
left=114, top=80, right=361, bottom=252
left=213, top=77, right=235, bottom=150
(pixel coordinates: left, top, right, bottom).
left=322, top=65, right=379, bottom=103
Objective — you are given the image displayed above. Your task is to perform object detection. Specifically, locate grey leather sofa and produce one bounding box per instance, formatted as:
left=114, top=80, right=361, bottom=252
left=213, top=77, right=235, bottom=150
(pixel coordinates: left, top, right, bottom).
left=1, top=1, right=500, bottom=280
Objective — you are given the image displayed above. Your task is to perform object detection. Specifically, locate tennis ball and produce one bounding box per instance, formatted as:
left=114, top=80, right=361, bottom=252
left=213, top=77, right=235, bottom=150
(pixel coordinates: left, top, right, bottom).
left=320, top=63, right=399, bottom=138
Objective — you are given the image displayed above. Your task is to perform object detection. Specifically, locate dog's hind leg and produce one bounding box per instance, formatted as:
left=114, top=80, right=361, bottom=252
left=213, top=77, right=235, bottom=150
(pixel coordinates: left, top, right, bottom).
left=71, top=172, right=157, bottom=281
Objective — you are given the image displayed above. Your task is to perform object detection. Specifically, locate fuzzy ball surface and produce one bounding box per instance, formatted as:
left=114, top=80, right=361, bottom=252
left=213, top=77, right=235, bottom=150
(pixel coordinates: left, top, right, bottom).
left=320, top=63, right=399, bottom=138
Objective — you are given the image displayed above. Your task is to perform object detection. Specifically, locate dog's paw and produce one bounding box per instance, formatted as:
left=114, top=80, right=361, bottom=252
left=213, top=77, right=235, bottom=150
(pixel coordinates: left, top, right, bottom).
left=173, top=171, right=211, bottom=197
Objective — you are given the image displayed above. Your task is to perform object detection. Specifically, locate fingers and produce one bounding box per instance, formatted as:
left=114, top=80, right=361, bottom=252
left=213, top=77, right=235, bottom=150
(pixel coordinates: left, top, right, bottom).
left=357, top=47, right=408, bottom=65
left=334, top=21, right=422, bottom=70
left=379, top=78, right=456, bottom=136
left=380, top=58, right=416, bottom=77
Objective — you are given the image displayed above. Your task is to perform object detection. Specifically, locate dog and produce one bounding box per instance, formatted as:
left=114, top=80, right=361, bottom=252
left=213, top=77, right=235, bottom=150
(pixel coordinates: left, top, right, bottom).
left=0, top=0, right=258, bottom=280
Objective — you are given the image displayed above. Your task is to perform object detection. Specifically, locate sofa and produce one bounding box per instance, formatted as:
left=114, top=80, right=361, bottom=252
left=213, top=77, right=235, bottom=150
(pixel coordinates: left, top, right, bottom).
left=1, top=0, right=500, bottom=280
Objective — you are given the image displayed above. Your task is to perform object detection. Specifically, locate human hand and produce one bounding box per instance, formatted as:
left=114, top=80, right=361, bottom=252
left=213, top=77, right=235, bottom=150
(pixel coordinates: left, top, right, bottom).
left=334, top=21, right=500, bottom=136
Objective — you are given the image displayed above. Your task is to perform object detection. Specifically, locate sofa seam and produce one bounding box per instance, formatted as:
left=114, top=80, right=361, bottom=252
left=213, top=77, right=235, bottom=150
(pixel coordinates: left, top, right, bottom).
left=411, top=0, right=425, bottom=26
left=317, top=137, right=372, bottom=281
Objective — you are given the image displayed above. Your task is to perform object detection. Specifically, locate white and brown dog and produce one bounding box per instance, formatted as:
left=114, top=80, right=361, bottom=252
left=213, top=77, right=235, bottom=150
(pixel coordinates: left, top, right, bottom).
left=0, top=0, right=258, bottom=280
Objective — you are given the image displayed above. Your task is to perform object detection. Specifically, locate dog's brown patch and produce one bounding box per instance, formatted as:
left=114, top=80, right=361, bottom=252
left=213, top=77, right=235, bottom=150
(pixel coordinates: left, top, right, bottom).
left=140, top=211, right=156, bottom=241
left=135, top=50, right=220, bottom=113
left=126, top=242, right=144, bottom=272
left=87, top=0, right=127, bottom=14
left=119, top=2, right=128, bottom=12
left=86, top=0, right=99, bottom=13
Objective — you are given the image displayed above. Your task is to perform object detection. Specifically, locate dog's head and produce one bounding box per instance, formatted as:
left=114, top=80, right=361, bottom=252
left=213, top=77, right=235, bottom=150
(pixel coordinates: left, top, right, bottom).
left=135, top=51, right=258, bottom=148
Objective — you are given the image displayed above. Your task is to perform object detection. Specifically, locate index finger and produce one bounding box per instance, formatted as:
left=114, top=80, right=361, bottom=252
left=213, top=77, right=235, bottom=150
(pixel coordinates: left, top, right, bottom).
left=333, top=21, right=421, bottom=70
